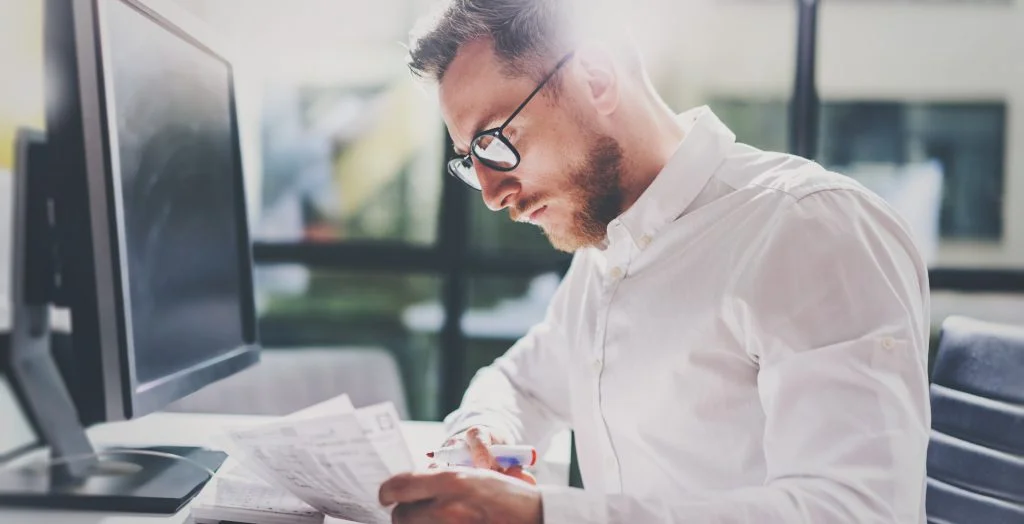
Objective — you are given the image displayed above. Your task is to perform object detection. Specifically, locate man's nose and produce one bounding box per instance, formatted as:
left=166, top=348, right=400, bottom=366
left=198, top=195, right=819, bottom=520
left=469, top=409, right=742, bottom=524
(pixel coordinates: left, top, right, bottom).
left=478, top=165, right=520, bottom=211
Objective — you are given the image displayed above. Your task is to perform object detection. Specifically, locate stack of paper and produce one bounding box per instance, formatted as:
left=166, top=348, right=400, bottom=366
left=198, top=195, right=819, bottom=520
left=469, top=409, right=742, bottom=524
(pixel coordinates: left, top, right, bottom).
left=191, top=469, right=323, bottom=524
left=190, top=395, right=414, bottom=524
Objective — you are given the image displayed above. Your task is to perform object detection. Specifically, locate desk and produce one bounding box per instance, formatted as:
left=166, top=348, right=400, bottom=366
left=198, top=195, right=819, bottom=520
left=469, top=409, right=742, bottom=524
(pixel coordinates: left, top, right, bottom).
left=0, top=412, right=570, bottom=523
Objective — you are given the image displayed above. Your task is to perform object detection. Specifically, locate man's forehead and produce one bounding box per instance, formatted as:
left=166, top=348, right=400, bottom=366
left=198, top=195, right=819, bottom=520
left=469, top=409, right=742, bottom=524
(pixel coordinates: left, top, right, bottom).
left=438, top=40, right=531, bottom=149
left=439, top=87, right=501, bottom=151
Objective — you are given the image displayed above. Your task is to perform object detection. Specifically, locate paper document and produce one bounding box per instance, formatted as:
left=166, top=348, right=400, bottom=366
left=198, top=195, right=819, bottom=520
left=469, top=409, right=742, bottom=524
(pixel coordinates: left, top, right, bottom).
left=191, top=475, right=323, bottom=524
left=291, top=394, right=357, bottom=419
left=197, top=395, right=415, bottom=524
left=356, top=402, right=415, bottom=475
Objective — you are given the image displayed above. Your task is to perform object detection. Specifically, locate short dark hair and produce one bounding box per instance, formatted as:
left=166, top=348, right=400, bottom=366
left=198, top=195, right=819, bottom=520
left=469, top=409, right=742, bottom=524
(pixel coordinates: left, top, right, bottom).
left=406, top=0, right=574, bottom=83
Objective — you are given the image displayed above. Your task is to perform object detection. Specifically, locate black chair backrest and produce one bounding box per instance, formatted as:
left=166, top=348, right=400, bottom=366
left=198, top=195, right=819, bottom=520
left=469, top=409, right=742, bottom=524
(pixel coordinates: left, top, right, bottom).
left=926, top=316, right=1024, bottom=523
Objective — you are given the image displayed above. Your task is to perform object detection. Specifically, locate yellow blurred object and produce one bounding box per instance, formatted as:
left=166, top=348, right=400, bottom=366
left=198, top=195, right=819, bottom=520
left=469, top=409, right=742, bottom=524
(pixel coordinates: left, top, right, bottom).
left=0, top=1, right=45, bottom=169
left=332, top=77, right=437, bottom=217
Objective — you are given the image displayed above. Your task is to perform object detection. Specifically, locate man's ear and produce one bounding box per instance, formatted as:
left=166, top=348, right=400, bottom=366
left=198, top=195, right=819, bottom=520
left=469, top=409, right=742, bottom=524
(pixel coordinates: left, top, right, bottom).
left=574, top=42, right=619, bottom=116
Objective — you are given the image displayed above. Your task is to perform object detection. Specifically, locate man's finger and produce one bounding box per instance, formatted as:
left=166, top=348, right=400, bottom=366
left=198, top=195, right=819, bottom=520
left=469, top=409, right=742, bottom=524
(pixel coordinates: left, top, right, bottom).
left=379, top=471, right=459, bottom=506
left=444, top=426, right=485, bottom=447
left=503, top=465, right=537, bottom=485
left=443, top=425, right=506, bottom=448
left=392, top=500, right=437, bottom=524
left=465, top=427, right=500, bottom=470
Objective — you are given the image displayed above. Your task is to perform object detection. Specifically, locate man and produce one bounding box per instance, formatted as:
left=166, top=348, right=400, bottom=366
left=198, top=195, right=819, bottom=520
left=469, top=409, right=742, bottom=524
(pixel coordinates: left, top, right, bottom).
left=379, top=1, right=931, bottom=522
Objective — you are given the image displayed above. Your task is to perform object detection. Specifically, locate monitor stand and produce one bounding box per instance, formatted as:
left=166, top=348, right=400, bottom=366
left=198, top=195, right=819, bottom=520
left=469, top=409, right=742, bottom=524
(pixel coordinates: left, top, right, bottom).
left=0, top=129, right=225, bottom=513
left=0, top=441, right=227, bottom=514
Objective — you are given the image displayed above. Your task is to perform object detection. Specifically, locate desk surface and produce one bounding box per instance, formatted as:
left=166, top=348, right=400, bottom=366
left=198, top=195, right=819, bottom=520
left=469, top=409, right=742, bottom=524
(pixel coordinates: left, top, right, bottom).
left=0, top=412, right=569, bottom=523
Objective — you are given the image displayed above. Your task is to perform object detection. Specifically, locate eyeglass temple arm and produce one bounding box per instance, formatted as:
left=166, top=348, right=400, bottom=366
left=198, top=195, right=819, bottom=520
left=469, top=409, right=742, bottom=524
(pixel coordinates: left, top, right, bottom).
left=498, top=51, right=577, bottom=131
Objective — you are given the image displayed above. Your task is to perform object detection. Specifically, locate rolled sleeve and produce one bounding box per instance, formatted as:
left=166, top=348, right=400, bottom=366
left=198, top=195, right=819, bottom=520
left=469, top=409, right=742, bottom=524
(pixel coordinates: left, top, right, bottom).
left=442, top=257, right=582, bottom=446
left=541, top=486, right=608, bottom=524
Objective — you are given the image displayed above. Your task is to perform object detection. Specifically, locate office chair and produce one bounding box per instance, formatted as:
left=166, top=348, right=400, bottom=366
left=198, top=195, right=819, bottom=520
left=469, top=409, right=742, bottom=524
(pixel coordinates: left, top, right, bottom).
left=926, top=316, right=1024, bottom=523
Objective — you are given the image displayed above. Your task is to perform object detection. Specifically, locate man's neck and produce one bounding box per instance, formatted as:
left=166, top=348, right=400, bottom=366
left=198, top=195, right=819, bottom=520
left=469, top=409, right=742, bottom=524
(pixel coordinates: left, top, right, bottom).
left=616, top=98, right=687, bottom=215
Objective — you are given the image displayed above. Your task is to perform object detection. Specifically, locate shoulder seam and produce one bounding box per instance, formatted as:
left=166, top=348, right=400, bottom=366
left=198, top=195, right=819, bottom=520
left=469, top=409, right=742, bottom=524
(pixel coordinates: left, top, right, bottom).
left=740, top=178, right=864, bottom=202
left=793, top=185, right=866, bottom=203
left=741, top=181, right=861, bottom=202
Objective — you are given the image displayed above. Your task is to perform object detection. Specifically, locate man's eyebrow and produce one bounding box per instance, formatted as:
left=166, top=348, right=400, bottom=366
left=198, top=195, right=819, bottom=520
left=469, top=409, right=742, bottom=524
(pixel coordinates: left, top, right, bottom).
left=471, top=111, right=504, bottom=138
left=453, top=111, right=505, bottom=156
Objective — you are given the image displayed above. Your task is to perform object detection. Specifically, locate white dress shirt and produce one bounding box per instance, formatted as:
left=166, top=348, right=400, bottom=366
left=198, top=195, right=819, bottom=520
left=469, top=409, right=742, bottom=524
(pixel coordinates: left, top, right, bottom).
left=445, top=106, right=932, bottom=523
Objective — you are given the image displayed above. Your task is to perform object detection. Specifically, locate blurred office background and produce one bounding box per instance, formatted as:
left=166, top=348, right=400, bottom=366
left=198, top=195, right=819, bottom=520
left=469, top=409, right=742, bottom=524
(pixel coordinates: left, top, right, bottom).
left=1, top=0, right=1022, bottom=421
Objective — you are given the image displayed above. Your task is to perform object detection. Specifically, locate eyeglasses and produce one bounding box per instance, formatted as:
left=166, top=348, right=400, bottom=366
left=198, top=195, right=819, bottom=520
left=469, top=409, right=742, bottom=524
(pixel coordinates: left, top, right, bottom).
left=447, top=51, right=576, bottom=191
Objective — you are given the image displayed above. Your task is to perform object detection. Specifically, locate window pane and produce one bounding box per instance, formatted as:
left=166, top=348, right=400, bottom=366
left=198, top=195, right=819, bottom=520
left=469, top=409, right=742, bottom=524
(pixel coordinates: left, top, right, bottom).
left=821, top=102, right=1006, bottom=244
left=256, top=267, right=442, bottom=420
left=710, top=99, right=788, bottom=153
left=178, top=1, right=445, bottom=246
left=257, top=83, right=443, bottom=245
left=461, top=274, right=561, bottom=387
left=817, top=2, right=1022, bottom=270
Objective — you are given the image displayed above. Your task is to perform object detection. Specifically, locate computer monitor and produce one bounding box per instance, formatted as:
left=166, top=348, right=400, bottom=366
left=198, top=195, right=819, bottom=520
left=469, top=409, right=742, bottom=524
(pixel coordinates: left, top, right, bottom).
left=0, top=0, right=259, bottom=513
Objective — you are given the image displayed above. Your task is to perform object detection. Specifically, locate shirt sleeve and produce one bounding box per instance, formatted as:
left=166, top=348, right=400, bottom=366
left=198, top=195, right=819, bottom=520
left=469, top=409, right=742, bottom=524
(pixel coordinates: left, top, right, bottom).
left=539, top=187, right=932, bottom=523
left=442, top=256, right=580, bottom=446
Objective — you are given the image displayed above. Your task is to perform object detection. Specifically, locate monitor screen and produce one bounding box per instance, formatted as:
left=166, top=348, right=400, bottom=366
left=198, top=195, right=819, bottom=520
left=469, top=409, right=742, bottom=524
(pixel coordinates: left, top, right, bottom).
left=104, top=0, right=247, bottom=388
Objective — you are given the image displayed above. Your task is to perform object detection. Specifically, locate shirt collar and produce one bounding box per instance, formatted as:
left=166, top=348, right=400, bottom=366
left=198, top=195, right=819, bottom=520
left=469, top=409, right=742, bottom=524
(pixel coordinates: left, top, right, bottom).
left=612, top=106, right=736, bottom=249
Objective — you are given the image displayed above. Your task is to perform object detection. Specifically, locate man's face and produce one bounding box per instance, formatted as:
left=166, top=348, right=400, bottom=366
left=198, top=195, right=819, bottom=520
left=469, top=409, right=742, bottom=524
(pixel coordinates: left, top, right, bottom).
left=439, top=39, right=624, bottom=252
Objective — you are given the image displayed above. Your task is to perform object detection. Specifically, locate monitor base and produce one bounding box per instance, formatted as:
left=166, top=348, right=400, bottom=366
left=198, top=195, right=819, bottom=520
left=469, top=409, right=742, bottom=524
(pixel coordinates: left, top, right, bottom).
left=0, top=445, right=226, bottom=514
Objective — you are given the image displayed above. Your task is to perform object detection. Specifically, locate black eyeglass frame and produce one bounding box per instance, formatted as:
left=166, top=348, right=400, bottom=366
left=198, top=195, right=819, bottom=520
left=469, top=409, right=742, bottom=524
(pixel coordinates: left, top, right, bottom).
left=447, top=51, right=577, bottom=190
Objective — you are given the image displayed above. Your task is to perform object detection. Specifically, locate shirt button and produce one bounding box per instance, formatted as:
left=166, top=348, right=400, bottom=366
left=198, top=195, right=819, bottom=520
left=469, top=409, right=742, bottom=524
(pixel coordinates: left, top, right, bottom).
left=592, top=358, right=603, bottom=373
left=881, top=337, right=897, bottom=350
left=638, top=235, right=652, bottom=249
left=609, top=267, right=624, bottom=280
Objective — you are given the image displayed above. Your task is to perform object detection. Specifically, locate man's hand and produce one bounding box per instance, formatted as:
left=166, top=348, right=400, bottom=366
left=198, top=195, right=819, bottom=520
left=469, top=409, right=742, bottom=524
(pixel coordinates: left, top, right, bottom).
left=379, top=467, right=542, bottom=524
left=437, top=427, right=536, bottom=484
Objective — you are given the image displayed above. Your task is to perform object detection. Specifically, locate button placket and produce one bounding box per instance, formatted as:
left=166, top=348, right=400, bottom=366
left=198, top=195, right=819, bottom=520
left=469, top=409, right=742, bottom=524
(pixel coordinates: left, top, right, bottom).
left=592, top=232, right=631, bottom=487
left=603, top=448, right=621, bottom=492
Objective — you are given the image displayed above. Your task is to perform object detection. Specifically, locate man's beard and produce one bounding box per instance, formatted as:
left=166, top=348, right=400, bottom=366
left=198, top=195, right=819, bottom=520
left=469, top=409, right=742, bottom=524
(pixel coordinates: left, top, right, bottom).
left=543, top=135, right=625, bottom=252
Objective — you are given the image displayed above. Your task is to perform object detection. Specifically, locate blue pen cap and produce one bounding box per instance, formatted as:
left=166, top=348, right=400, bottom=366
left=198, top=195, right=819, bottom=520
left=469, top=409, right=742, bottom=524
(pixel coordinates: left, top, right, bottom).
left=496, top=456, right=521, bottom=468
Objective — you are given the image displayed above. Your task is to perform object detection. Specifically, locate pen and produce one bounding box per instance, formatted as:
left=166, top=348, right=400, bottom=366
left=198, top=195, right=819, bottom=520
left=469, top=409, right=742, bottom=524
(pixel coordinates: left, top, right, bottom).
left=426, top=444, right=537, bottom=468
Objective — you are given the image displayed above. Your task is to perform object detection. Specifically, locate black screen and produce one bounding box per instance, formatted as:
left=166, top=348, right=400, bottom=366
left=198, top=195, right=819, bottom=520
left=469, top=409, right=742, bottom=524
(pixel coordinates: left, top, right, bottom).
left=104, top=0, right=246, bottom=387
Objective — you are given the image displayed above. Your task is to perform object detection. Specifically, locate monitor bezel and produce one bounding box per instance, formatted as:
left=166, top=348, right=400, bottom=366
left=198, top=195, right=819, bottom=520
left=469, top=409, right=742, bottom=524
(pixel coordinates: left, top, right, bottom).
left=71, top=0, right=259, bottom=421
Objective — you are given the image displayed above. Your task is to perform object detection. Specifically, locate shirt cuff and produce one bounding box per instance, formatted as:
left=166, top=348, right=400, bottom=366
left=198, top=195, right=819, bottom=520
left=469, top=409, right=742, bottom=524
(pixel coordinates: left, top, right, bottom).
left=540, top=486, right=608, bottom=524
left=442, top=411, right=518, bottom=443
